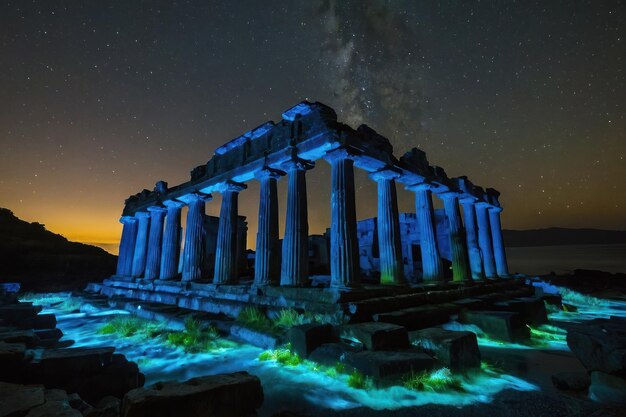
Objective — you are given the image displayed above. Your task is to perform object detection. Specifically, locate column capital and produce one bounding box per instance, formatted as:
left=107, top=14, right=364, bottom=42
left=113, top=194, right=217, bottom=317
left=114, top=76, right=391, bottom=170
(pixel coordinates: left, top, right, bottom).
left=163, top=199, right=186, bottom=209
left=179, top=191, right=212, bottom=204
left=437, top=191, right=461, bottom=200
left=217, top=180, right=247, bottom=193
left=475, top=201, right=492, bottom=209
left=255, top=166, right=286, bottom=181
left=489, top=206, right=503, bottom=213
left=324, top=146, right=361, bottom=163
left=134, top=211, right=151, bottom=219
left=459, top=196, right=478, bottom=205
left=405, top=182, right=434, bottom=192
left=120, top=216, right=137, bottom=224
left=147, top=205, right=167, bottom=214
left=369, top=167, right=401, bottom=182
left=280, top=157, right=314, bottom=172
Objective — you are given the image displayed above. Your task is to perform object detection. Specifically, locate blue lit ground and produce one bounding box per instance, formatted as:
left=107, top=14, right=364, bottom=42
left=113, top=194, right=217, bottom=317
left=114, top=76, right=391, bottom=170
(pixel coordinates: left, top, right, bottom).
left=22, top=285, right=626, bottom=417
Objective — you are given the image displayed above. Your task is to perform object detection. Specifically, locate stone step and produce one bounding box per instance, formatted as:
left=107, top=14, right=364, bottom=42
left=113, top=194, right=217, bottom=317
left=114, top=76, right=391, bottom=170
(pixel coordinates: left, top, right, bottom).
left=373, top=303, right=459, bottom=331
left=491, top=297, right=548, bottom=326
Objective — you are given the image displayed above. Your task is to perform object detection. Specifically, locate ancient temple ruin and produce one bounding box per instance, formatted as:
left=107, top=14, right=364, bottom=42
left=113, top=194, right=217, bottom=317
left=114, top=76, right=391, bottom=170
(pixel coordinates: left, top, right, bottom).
left=102, top=101, right=511, bottom=319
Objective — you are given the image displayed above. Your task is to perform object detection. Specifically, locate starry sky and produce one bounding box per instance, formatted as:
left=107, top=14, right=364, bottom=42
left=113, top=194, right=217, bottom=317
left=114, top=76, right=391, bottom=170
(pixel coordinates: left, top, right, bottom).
left=1, top=0, right=624, bottom=253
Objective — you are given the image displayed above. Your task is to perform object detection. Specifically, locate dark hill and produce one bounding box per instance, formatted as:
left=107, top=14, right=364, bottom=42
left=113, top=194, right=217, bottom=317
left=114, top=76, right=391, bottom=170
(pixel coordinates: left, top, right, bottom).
left=503, top=227, right=626, bottom=247
left=0, top=208, right=116, bottom=291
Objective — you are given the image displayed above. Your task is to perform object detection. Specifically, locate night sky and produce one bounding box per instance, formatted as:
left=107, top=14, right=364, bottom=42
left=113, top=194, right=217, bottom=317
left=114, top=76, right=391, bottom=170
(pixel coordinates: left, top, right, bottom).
left=1, top=1, right=624, bottom=252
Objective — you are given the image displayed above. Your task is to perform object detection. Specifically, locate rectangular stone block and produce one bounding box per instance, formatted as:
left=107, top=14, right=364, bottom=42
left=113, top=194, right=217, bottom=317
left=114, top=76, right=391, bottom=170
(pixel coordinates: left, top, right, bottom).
left=410, top=328, right=481, bottom=371
left=344, top=350, right=434, bottom=381
left=340, top=322, right=409, bottom=350
left=459, top=310, right=529, bottom=342
left=287, top=323, right=336, bottom=358
left=492, top=297, right=548, bottom=326
left=373, top=303, right=459, bottom=330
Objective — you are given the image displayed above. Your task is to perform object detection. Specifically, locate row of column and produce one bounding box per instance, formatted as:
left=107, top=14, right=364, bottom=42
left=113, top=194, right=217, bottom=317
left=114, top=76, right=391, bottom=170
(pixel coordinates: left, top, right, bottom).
left=116, top=150, right=509, bottom=287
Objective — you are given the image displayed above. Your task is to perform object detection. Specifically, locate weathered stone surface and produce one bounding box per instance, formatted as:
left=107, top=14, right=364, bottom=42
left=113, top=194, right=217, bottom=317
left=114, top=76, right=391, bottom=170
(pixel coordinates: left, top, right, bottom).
left=229, top=324, right=281, bottom=349
left=39, top=347, right=115, bottom=375
left=567, top=317, right=626, bottom=378
left=0, top=341, right=26, bottom=361
left=459, top=310, right=529, bottom=342
left=492, top=297, right=548, bottom=326
left=344, top=350, right=434, bottom=381
left=308, top=342, right=362, bottom=367
left=287, top=323, right=336, bottom=358
left=121, top=372, right=263, bottom=417
left=68, top=392, right=95, bottom=415
left=340, top=322, right=409, bottom=350
left=373, top=303, right=459, bottom=331
left=0, top=381, right=45, bottom=417
left=551, top=371, right=591, bottom=391
left=0, top=329, right=39, bottom=346
left=588, top=371, right=626, bottom=405
left=410, top=328, right=481, bottom=371
left=25, top=400, right=82, bottom=417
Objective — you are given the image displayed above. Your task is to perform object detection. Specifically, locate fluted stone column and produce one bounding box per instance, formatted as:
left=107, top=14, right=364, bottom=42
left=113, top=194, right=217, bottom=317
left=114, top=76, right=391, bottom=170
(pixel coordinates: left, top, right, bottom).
left=214, top=181, right=246, bottom=284
left=408, top=183, right=444, bottom=283
left=370, top=169, right=404, bottom=285
left=131, top=212, right=150, bottom=277
left=489, top=206, right=510, bottom=277
left=181, top=193, right=210, bottom=282
left=160, top=200, right=185, bottom=280
left=116, top=216, right=138, bottom=276
left=476, top=202, right=497, bottom=279
left=440, top=192, right=471, bottom=282
left=144, top=206, right=167, bottom=280
left=254, top=168, right=283, bottom=286
left=459, top=198, right=485, bottom=280
left=326, top=149, right=359, bottom=289
left=280, top=158, right=313, bottom=286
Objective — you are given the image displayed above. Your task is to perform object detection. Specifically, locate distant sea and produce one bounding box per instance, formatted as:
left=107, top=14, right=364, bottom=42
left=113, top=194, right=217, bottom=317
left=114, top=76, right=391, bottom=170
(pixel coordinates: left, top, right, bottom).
left=507, top=244, right=626, bottom=275
left=89, top=242, right=626, bottom=276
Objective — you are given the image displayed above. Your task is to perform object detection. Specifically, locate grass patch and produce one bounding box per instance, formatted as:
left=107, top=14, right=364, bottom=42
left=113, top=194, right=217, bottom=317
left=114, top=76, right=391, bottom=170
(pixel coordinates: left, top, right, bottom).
left=527, top=324, right=567, bottom=346
left=480, top=360, right=504, bottom=375
left=258, top=344, right=302, bottom=366
left=165, top=317, right=231, bottom=353
left=98, top=316, right=158, bottom=338
left=403, top=368, right=465, bottom=392
left=237, top=306, right=273, bottom=331
left=274, top=308, right=308, bottom=329
left=347, top=370, right=372, bottom=390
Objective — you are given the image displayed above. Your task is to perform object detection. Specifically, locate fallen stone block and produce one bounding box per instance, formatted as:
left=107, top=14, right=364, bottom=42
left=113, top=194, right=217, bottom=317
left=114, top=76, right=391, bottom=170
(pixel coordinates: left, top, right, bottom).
left=458, top=310, right=529, bottom=342
left=492, top=297, right=548, bottom=326
left=567, top=317, right=626, bottom=377
left=121, top=372, right=263, bottom=417
left=344, top=350, right=434, bottom=382
left=0, top=329, right=39, bottom=347
left=0, top=381, right=45, bottom=417
left=287, top=323, right=336, bottom=358
left=589, top=371, right=626, bottom=405
left=340, top=322, right=409, bottom=350
left=552, top=371, right=591, bottom=391
left=25, top=399, right=82, bottom=417
left=410, top=328, right=481, bottom=371
left=308, top=343, right=362, bottom=367
left=39, top=347, right=116, bottom=377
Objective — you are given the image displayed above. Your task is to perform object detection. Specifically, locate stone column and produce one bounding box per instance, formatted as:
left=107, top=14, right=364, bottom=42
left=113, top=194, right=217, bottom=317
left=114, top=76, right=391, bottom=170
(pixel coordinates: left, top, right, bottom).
left=489, top=206, right=510, bottom=277
left=254, top=168, right=284, bottom=286
left=459, top=198, right=485, bottom=280
left=370, top=169, right=404, bottom=285
left=408, top=183, right=444, bottom=283
left=280, top=158, right=313, bottom=286
left=326, top=149, right=359, bottom=289
left=160, top=200, right=185, bottom=280
left=476, top=202, right=497, bottom=279
left=116, top=216, right=137, bottom=277
left=144, top=205, right=167, bottom=280
left=131, top=212, right=150, bottom=277
left=181, top=193, right=210, bottom=282
left=214, top=181, right=246, bottom=284
left=439, top=192, right=471, bottom=282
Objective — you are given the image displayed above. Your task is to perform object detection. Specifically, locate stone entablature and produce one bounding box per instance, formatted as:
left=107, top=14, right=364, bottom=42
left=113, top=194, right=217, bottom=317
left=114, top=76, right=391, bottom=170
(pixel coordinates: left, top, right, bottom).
left=114, top=101, right=509, bottom=289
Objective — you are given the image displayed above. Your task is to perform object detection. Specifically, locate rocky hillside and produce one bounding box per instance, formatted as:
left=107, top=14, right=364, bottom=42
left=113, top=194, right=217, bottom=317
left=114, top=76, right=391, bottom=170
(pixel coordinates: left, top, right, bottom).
left=0, top=208, right=116, bottom=291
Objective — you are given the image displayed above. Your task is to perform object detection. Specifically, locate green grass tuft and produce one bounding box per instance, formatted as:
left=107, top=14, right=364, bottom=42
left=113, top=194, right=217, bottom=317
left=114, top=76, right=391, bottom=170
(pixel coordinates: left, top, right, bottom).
left=97, top=316, right=152, bottom=337
left=273, top=308, right=308, bottom=329
left=403, top=368, right=465, bottom=392
left=347, top=370, right=372, bottom=390
left=237, top=306, right=273, bottom=330
left=165, top=317, right=227, bottom=353
left=480, top=360, right=504, bottom=375
left=257, top=344, right=302, bottom=366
